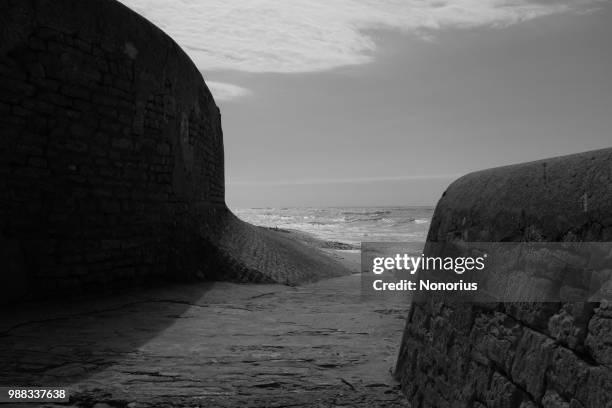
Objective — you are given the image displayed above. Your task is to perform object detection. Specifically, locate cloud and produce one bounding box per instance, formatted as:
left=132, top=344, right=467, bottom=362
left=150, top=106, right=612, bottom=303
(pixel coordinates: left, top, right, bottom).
left=120, top=0, right=592, bottom=74
left=206, top=81, right=251, bottom=101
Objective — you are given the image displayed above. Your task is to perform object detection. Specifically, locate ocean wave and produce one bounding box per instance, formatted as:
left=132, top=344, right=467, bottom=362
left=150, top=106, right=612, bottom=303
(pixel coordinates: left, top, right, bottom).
left=341, top=210, right=392, bottom=216
left=345, top=216, right=386, bottom=223
left=345, top=216, right=418, bottom=225
left=233, top=206, right=431, bottom=244
left=392, top=217, right=416, bottom=225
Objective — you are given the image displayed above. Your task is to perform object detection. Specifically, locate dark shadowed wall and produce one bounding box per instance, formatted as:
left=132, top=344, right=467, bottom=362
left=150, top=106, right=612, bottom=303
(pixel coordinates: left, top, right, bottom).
left=395, top=148, right=612, bottom=407
left=0, top=0, right=227, bottom=301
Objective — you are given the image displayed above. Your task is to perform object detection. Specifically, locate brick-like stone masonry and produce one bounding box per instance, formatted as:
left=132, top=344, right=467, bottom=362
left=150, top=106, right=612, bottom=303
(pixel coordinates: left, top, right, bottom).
left=0, top=0, right=227, bottom=300
left=395, top=148, right=612, bottom=407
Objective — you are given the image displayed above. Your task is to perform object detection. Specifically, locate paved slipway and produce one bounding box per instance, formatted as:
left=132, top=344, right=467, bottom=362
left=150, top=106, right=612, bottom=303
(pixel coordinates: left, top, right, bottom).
left=0, top=255, right=411, bottom=407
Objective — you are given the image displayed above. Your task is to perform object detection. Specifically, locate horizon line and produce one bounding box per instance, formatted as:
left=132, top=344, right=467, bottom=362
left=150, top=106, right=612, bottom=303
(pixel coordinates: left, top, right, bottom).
left=227, top=173, right=462, bottom=187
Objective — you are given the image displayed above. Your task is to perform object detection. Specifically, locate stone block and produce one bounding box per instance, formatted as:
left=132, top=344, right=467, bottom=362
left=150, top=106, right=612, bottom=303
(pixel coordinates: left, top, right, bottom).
left=510, top=329, right=555, bottom=401
left=585, top=313, right=612, bottom=366
left=484, top=372, right=523, bottom=408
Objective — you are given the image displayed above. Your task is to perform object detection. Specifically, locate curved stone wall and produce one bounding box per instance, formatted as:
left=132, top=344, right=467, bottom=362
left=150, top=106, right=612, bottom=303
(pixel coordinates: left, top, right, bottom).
left=395, top=148, right=612, bottom=407
left=0, top=0, right=348, bottom=302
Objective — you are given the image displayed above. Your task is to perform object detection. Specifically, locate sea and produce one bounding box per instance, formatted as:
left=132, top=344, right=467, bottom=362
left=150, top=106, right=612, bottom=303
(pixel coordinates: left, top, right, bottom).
left=233, top=207, right=434, bottom=248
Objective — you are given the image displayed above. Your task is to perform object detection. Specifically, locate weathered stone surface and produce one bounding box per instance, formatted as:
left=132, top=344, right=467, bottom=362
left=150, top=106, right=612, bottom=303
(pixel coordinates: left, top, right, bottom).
left=0, top=274, right=410, bottom=407
left=395, top=148, right=612, bottom=407
left=578, top=366, right=612, bottom=408
left=424, top=148, right=612, bottom=244
left=585, top=311, right=612, bottom=366
left=569, top=399, right=585, bottom=408
left=547, top=347, right=589, bottom=400
left=471, top=311, right=523, bottom=374
left=484, top=372, right=524, bottom=408
left=548, top=303, right=595, bottom=351
left=541, top=390, right=569, bottom=408
left=510, top=330, right=555, bottom=400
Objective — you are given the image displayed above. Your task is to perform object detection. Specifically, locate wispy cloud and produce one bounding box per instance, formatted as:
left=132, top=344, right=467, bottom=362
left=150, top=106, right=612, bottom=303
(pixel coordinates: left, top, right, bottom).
left=121, top=0, right=593, bottom=74
left=120, top=0, right=599, bottom=99
left=206, top=81, right=251, bottom=101
left=228, top=174, right=462, bottom=186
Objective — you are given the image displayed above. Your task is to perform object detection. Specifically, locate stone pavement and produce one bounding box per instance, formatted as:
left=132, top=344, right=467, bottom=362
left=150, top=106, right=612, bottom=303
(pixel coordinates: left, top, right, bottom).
left=0, top=274, right=411, bottom=407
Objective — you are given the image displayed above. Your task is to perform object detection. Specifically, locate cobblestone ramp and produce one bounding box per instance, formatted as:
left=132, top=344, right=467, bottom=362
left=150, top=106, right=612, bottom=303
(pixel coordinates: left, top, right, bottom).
left=205, top=212, right=351, bottom=285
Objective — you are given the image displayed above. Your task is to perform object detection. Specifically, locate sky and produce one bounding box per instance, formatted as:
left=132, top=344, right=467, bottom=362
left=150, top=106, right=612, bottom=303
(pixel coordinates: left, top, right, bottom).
left=120, top=0, right=612, bottom=208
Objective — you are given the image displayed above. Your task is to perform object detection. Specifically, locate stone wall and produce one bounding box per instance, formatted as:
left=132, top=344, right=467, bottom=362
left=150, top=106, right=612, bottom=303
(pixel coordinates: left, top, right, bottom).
left=0, top=0, right=349, bottom=302
left=395, top=148, right=612, bottom=407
